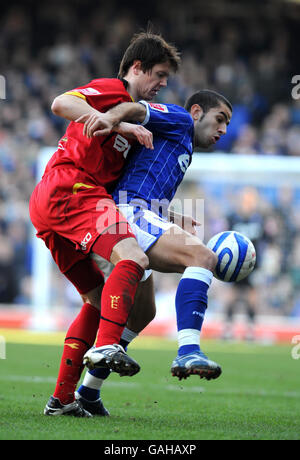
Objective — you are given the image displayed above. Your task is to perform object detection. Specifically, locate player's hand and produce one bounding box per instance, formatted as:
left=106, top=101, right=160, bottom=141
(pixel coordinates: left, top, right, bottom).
left=182, top=215, right=201, bottom=236
left=169, top=211, right=201, bottom=236
left=75, top=112, right=116, bottom=138
left=114, top=122, right=154, bottom=150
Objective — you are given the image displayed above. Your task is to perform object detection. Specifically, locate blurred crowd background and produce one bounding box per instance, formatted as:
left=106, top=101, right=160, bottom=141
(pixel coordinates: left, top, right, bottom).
left=1, top=0, right=300, bottom=329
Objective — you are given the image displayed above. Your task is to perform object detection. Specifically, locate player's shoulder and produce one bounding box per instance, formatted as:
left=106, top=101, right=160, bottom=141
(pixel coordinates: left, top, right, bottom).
left=147, top=102, right=192, bottom=123
left=71, top=78, right=130, bottom=102
left=89, top=78, right=127, bottom=91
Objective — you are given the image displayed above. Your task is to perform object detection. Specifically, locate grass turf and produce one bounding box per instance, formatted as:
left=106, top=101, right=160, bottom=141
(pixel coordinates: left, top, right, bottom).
left=0, top=333, right=299, bottom=440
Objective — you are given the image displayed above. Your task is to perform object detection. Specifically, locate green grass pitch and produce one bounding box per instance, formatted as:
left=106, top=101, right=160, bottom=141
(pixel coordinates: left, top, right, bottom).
left=0, top=333, right=299, bottom=440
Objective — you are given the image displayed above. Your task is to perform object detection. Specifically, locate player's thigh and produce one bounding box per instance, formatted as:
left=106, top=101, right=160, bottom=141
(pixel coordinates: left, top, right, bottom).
left=127, top=274, right=156, bottom=333
left=35, top=167, right=130, bottom=257
left=147, top=225, right=217, bottom=273
left=64, top=256, right=104, bottom=309
left=41, top=231, right=104, bottom=309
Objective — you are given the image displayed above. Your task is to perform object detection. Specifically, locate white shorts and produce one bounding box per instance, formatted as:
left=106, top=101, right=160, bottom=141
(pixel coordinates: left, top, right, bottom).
left=92, top=204, right=173, bottom=282
left=118, top=204, right=173, bottom=252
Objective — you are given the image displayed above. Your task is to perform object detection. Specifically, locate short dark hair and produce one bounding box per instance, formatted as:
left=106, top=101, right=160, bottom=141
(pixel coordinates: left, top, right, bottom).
left=184, top=89, right=232, bottom=114
left=118, top=31, right=181, bottom=78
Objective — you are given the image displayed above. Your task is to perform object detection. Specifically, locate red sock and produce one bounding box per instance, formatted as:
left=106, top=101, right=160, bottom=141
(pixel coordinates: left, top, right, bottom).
left=53, top=303, right=100, bottom=405
left=96, top=260, right=144, bottom=347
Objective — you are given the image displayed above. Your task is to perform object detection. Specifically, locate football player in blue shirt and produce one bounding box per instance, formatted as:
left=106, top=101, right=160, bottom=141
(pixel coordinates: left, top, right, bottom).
left=77, top=90, right=232, bottom=415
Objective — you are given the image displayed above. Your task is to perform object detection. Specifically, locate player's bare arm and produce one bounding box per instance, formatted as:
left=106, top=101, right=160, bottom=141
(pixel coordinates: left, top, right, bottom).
left=76, top=102, right=147, bottom=138
left=75, top=115, right=153, bottom=149
left=104, top=102, right=147, bottom=125
left=51, top=94, right=99, bottom=122
left=51, top=94, right=117, bottom=137
left=51, top=94, right=153, bottom=148
left=76, top=101, right=154, bottom=148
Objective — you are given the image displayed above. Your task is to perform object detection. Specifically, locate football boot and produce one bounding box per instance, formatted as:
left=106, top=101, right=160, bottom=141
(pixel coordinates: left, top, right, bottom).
left=83, top=344, right=140, bottom=377
left=44, top=395, right=92, bottom=417
left=75, top=391, right=110, bottom=417
left=171, top=350, right=222, bottom=381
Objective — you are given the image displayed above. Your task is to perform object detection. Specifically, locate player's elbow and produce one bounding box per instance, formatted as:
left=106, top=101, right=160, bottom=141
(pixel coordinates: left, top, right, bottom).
left=51, top=95, right=68, bottom=116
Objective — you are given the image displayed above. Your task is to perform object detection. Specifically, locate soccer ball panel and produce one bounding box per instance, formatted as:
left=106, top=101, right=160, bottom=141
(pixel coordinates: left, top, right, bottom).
left=207, top=231, right=256, bottom=282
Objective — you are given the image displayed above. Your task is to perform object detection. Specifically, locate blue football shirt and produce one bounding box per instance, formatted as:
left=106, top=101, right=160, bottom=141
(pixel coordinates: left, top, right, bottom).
left=112, top=101, right=194, bottom=215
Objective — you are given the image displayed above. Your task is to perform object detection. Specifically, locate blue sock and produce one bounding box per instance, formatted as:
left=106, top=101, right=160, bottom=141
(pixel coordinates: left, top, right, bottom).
left=175, top=267, right=213, bottom=356
left=119, top=338, right=129, bottom=351
left=77, top=384, right=101, bottom=401
left=77, top=367, right=111, bottom=401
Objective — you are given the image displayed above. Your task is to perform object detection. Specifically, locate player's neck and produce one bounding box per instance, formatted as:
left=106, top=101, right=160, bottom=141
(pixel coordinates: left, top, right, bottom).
left=123, top=74, right=139, bottom=102
left=126, top=84, right=138, bottom=102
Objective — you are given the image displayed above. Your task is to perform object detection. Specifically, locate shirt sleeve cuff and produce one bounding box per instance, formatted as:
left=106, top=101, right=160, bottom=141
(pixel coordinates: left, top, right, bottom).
left=64, top=91, right=87, bottom=101
left=138, top=100, right=150, bottom=126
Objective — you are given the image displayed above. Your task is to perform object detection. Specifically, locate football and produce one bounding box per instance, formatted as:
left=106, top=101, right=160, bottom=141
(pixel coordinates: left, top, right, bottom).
left=206, top=231, right=256, bottom=282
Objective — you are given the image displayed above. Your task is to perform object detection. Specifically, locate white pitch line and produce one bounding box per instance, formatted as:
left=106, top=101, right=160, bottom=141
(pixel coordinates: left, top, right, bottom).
left=1, top=374, right=300, bottom=398
left=0, top=375, right=57, bottom=384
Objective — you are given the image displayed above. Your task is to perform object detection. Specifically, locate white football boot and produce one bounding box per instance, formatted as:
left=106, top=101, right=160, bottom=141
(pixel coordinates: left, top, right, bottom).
left=83, top=344, right=140, bottom=377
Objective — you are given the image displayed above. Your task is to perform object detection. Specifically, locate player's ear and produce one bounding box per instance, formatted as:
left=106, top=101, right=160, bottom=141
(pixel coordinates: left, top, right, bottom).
left=132, top=60, right=143, bottom=75
left=190, top=104, right=203, bottom=121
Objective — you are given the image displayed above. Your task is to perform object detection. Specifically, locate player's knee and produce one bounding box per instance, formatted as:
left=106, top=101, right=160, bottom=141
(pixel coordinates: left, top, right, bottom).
left=134, top=252, right=149, bottom=270
left=110, top=237, right=149, bottom=270
left=123, top=247, right=149, bottom=270
left=81, top=285, right=102, bottom=310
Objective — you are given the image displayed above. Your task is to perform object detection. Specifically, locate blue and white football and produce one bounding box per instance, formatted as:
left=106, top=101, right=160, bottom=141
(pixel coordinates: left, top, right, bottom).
left=207, top=231, right=256, bottom=282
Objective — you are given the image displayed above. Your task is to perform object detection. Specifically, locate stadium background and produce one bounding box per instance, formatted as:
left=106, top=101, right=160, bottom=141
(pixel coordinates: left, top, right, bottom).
left=1, top=0, right=300, bottom=341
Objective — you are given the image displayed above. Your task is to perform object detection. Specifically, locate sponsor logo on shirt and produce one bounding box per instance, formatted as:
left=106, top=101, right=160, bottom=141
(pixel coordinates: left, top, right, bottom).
left=113, top=134, right=131, bottom=158
left=148, top=103, right=169, bottom=112
left=78, top=87, right=102, bottom=96
left=58, top=136, right=68, bottom=150
left=81, top=232, right=92, bottom=250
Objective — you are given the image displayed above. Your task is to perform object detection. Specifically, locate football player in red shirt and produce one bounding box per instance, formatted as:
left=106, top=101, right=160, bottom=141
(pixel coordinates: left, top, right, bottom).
left=29, top=31, right=180, bottom=416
